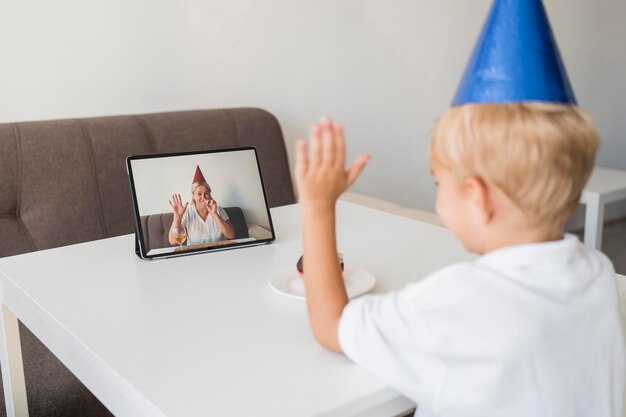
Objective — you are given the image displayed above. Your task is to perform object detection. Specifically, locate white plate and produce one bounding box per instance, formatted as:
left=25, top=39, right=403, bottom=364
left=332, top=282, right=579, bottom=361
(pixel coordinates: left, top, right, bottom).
left=269, top=267, right=376, bottom=300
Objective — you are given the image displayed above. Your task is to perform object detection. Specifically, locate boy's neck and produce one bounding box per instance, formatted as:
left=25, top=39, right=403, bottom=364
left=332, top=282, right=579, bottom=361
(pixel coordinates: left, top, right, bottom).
left=471, top=181, right=564, bottom=254
left=477, top=225, right=563, bottom=255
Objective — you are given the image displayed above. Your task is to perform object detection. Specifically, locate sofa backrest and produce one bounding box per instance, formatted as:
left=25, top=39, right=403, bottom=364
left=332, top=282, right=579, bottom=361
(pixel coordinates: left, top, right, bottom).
left=0, top=108, right=295, bottom=257
left=140, top=207, right=249, bottom=251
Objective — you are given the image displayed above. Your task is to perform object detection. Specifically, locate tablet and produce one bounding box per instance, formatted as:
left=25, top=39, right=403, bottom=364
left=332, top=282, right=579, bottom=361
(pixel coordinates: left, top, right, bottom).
left=126, top=147, right=275, bottom=260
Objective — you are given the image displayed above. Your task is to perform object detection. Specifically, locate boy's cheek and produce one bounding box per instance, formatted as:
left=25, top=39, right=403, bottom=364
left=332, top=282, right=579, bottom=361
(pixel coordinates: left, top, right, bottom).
left=436, top=194, right=459, bottom=235
left=435, top=193, right=447, bottom=223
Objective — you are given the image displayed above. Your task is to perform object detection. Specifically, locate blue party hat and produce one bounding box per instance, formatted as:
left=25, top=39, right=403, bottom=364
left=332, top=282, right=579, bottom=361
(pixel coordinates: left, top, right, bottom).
left=452, top=0, right=576, bottom=106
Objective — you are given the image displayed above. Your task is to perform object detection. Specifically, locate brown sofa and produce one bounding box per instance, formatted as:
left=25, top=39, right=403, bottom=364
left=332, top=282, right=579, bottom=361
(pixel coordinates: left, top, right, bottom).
left=0, top=108, right=295, bottom=416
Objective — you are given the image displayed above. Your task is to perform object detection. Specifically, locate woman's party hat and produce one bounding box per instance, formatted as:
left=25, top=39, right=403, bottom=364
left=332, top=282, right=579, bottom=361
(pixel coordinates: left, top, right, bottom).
left=192, top=165, right=206, bottom=184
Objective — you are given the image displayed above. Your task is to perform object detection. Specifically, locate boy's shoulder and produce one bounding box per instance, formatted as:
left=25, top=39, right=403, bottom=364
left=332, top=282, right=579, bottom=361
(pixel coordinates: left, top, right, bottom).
left=404, top=236, right=616, bottom=309
left=399, top=262, right=503, bottom=312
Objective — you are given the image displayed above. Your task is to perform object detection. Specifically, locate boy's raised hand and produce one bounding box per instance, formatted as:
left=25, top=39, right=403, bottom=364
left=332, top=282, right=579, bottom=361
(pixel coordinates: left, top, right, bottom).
left=295, top=117, right=370, bottom=207
left=295, top=117, right=369, bottom=352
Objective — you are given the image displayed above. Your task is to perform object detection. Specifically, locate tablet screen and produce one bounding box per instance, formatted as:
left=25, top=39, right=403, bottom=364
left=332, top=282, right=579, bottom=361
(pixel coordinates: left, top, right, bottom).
left=127, top=147, right=275, bottom=259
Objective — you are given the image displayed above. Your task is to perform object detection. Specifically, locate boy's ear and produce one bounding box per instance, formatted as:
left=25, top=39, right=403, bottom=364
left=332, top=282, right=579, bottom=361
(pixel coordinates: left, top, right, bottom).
left=464, top=176, right=494, bottom=224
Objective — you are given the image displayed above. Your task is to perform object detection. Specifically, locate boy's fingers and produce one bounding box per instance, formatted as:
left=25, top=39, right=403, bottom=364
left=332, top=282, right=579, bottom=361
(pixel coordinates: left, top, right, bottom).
left=320, top=117, right=336, bottom=167
left=346, top=154, right=370, bottom=187
left=333, top=122, right=346, bottom=168
left=295, top=139, right=309, bottom=177
left=309, top=124, right=322, bottom=167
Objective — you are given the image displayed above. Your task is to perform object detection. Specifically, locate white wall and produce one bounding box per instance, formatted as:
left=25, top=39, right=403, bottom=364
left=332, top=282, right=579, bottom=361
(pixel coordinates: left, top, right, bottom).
left=2, top=0, right=625, bottom=217
left=130, top=149, right=271, bottom=229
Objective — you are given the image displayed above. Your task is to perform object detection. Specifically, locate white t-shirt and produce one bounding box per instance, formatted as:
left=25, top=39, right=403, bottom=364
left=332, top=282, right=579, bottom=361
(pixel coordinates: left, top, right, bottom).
left=339, top=234, right=625, bottom=417
left=181, top=204, right=229, bottom=245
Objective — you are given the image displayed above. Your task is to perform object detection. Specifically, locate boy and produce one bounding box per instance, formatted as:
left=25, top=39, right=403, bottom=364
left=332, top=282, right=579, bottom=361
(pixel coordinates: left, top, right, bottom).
left=295, top=1, right=625, bottom=416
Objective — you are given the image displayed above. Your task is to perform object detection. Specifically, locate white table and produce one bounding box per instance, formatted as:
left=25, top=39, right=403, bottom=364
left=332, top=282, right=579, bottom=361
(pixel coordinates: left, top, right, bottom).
left=580, top=167, right=626, bottom=249
left=0, top=202, right=473, bottom=417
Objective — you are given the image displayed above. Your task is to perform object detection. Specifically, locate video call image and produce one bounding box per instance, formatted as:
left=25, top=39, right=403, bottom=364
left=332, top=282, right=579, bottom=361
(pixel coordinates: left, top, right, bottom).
left=129, top=149, right=273, bottom=257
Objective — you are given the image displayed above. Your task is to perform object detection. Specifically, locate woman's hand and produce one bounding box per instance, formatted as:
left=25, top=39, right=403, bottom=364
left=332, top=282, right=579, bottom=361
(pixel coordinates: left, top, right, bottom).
left=208, top=199, right=218, bottom=216
left=168, top=194, right=188, bottom=246
left=169, top=194, right=188, bottom=219
left=202, top=198, right=218, bottom=216
left=203, top=198, right=235, bottom=239
left=295, top=117, right=369, bottom=209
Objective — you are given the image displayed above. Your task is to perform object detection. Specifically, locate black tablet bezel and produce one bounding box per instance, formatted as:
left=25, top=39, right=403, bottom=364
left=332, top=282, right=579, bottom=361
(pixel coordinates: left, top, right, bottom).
left=126, top=147, right=276, bottom=260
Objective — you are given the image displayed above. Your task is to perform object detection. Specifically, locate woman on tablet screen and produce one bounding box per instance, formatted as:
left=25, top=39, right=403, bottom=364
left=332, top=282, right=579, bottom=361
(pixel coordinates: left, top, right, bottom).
left=168, top=165, right=235, bottom=245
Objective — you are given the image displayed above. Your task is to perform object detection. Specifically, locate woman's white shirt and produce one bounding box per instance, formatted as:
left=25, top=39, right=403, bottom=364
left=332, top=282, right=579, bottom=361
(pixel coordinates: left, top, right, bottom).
left=339, top=234, right=625, bottom=417
left=181, top=204, right=229, bottom=244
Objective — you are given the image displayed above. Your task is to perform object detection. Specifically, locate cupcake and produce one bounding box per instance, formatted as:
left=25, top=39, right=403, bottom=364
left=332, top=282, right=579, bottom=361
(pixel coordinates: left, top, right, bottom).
left=296, top=252, right=344, bottom=279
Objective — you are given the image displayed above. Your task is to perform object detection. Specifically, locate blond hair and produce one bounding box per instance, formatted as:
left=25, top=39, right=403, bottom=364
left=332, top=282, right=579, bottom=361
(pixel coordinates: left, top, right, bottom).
left=191, top=182, right=211, bottom=194
left=430, top=102, right=599, bottom=228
